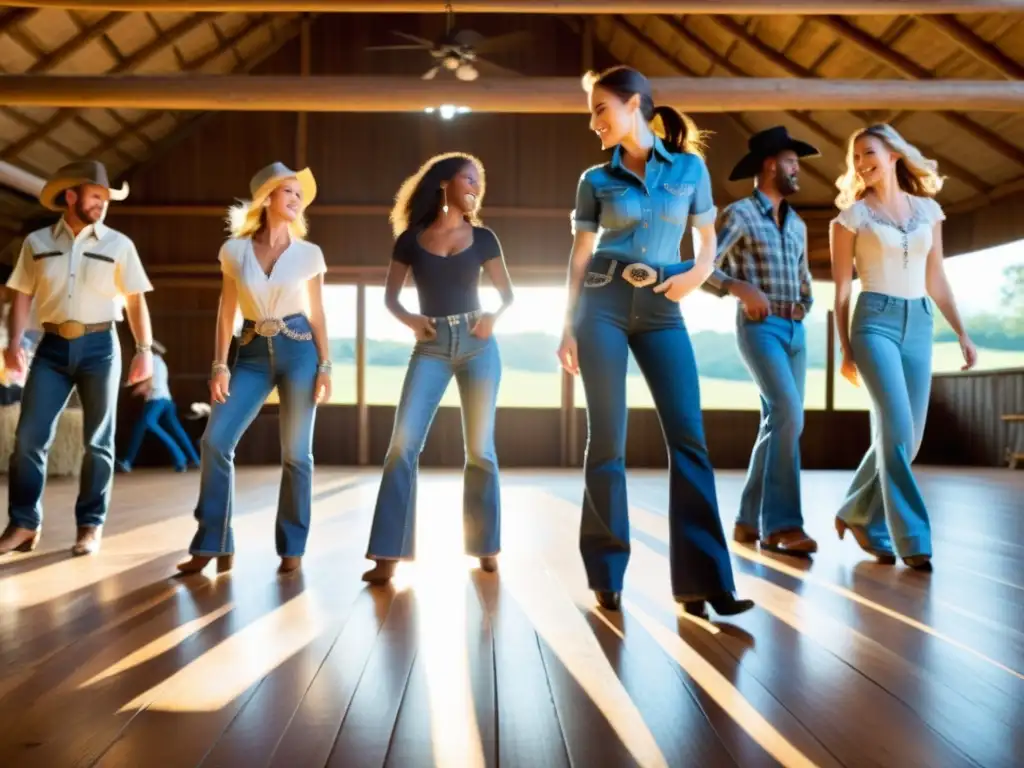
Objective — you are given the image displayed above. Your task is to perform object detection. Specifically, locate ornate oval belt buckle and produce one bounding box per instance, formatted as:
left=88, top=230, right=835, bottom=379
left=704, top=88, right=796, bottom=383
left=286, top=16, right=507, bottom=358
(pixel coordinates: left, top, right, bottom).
left=622, top=263, right=657, bottom=288
left=255, top=318, right=281, bottom=337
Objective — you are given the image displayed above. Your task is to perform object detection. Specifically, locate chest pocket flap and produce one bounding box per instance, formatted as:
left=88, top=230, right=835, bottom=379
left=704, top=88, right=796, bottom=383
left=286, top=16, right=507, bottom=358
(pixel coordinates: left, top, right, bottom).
left=82, top=251, right=118, bottom=297
left=595, top=184, right=640, bottom=230
left=660, top=182, right=694, bottom=224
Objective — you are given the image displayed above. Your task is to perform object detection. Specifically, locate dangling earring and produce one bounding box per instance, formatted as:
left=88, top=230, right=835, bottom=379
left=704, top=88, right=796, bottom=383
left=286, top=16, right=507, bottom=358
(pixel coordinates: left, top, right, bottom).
left=442, top=186, right=449, bottom=215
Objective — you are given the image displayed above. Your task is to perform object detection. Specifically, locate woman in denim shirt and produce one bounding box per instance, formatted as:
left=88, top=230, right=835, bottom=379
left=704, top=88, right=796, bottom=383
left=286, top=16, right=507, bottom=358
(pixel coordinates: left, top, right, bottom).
left=557, top=66, right=753, bottom=619
left=361, top=152, right=514, bottom=585
left=178, top=162, right=332, bottom=577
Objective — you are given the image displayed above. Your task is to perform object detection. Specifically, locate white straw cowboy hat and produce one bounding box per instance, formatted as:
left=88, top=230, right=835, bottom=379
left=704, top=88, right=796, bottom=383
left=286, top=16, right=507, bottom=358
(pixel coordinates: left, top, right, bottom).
left=39, top=160, right=129, bottom=212
left=228, top=162, right=317, bottom=236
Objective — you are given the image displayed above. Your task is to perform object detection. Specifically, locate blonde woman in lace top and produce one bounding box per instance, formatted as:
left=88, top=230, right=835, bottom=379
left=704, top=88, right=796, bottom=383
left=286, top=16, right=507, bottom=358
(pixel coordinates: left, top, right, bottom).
left=830, top=124, right=977, bottom=572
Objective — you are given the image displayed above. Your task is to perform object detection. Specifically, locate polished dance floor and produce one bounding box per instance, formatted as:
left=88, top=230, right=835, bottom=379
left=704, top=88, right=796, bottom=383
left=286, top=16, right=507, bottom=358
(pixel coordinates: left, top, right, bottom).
left=0, top=467, right=1021, bottom=767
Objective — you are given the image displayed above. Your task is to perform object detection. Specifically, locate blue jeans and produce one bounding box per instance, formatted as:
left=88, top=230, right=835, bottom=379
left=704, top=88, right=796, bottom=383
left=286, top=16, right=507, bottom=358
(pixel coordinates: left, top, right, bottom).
left=189, top=315, right=319, bottom=557
left=8, top=329, right=121, bottom=530
left=367, top=313, right=501, bottom=559
left=838, top=292, right=934, bottom=558
left=121, top=398, right=200, bottom=470
left=735, top=313, right=807, bottom=535
left=574, top=257, right=736, bottom=598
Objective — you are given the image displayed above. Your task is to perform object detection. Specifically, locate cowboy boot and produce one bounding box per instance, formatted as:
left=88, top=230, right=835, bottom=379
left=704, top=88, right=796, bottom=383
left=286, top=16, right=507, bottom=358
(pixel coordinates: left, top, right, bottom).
left=278, top=556, right=301, bottom=574
left=0, top=525, right=40, bottom=555
left=71, top=526, right=102, bottom=556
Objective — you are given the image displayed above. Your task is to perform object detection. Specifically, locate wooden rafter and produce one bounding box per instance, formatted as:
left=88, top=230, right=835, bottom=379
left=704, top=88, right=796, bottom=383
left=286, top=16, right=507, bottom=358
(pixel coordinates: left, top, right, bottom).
left=610, top=16, right=839, bottom=192
left=702, top=15, right=990, bottom=191
left=0, top=8, right=39, bottom=37
left=0, top=13, right=216, bottom=162
left=27, top=12, right=126, bottom=73
left=5, top=0, right=1024, bottom=13
left=914, top=15, right=1024, bottom=80
left=4, top=74, right=1022, bottom=113
left=815, top=15, right=1024, bottom=169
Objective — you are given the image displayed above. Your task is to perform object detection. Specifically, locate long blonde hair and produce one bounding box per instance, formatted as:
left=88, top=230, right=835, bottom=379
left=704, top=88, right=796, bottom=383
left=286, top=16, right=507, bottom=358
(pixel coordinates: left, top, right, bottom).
left=834, top=124, right=944, bottom=210
left=225, top=186, right=309, bottom=240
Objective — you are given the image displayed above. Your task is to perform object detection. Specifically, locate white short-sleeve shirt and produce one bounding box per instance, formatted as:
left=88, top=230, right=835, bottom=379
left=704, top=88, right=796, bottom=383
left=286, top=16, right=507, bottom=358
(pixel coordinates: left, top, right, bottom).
left=218, top=237, right=327, bottom=321
left=6, top=218, right=153, bottom=324
left=832, top=195, right=945, bottom=299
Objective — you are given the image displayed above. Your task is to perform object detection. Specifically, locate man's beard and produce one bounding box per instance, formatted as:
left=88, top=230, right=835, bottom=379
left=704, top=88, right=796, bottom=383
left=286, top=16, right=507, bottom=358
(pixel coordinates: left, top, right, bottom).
left=776, top=167, right=799, bottom=196
left=74, top=198, right=102, bottom=224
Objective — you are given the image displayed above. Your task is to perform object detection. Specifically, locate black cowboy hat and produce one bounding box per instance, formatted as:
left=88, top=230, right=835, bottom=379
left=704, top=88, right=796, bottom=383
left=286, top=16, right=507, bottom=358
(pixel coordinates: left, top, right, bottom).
left=729, top=126, right=821, bottom=182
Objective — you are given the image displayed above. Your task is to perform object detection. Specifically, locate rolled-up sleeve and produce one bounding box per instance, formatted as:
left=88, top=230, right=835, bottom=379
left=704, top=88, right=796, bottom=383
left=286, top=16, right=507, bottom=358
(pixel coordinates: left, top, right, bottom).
left=115, top=240, right=154, bottom=296
left=6, top=239, right=35, bottom=296
left=688, top=157, right=717, bottom=229
left=570, top=172, right=599, bottom=235
left=701, top=205, right=742, bottom=298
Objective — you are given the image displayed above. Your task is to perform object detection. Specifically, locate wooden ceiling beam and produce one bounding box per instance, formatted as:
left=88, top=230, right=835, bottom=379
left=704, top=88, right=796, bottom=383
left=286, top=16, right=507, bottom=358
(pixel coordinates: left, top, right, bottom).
left=3, top=74, right=1024, bottom=113
left=27, top=12, right=127, bottom=73
left=0, top=8, right=39, bottom=37
left=703, top=15, right=990, bottom=191
left=816, top=15, right=1024, bottom=168
left=914, top=15, right=1024, bottom=80
left=5, top=0, right=1024, bottom=13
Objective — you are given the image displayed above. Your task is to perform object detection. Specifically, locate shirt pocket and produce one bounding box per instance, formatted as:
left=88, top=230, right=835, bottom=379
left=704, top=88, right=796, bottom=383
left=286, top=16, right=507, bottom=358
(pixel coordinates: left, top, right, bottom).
left=659, top=182, right=694, bottom=225
left=81, top=251, right=118, bottom=298
left=596, top=185, right=641, bottom=231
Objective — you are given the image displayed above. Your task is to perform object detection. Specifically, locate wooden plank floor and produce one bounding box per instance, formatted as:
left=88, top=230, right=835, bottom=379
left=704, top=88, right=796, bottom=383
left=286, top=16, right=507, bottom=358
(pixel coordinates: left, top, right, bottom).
left=0, top=466, right=1022, bottom=768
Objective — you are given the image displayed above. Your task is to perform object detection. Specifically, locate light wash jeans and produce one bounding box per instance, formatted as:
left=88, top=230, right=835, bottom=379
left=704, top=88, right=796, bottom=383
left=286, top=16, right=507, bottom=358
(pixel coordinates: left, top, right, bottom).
left=367, top=313, right=501, bottom=560
left=189, top=314, right=319, bottom=557
left=838, top=291, right=934, bottom=558
left=735, top=313, right=807, bottom=535
left=120, top=398, right=200, bottom=470
left=8, top=329, right=121, bottom=530
left=573, top=256, right=736, bottom=599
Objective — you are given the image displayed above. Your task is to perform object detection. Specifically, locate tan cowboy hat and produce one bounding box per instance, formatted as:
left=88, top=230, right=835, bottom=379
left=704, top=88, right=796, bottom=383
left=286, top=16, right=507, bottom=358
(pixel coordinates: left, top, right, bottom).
left=39, top=160, right=129, bottom=212
left=248, top=162, right=316, bottom=210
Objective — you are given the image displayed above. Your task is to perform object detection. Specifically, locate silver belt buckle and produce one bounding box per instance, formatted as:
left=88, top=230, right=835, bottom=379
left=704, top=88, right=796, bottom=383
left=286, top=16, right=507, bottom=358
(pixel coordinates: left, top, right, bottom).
left=621, top=263, right=657, bottom=288
left=255, top=318, right=283, bottom=337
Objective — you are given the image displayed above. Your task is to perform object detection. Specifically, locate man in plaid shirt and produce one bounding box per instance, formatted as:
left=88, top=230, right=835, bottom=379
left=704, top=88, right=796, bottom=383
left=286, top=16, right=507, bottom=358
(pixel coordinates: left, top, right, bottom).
left=703, top=126, right=820, bottom=556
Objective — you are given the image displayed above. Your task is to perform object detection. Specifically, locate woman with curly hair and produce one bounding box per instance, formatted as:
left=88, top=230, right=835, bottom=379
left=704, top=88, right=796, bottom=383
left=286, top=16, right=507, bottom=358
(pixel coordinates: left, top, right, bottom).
left=831, top=124, right=977, bottom=571
left=177, top=162, right=331, bottom=576
left=361, top=152, right=514, bottom=585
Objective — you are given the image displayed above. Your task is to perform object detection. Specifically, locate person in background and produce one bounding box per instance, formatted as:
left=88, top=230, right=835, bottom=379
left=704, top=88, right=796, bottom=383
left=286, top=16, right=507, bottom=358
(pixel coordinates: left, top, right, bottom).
left=177, top=161, right=331, bottom=577
left=831, top=123, right=977, bottom=571
left=360, top=152, right=514, bottom=585
left=557, top=65, right=753, bottom=620
left=0, top=160, right=154, bottom=557
left=702, top=126, right=820, bottom=556
left=116, top=340, right=200, bottom=473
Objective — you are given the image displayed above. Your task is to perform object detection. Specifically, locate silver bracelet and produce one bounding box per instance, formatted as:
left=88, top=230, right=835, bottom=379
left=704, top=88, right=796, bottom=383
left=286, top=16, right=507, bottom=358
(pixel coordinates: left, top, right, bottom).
left=211, top=362, right=230, bottom=377
left=317, top=360, right=332, bottom=374
left=135, top=343, right=152, bottom=354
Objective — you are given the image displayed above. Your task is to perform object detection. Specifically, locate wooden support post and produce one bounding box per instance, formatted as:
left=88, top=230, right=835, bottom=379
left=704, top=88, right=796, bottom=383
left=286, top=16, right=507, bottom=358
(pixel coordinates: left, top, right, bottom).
left=296, top=14, right=311, bottom=167
left=356, top=283, right=369, bottom=465
left=826, top=309, right=836, bottom=411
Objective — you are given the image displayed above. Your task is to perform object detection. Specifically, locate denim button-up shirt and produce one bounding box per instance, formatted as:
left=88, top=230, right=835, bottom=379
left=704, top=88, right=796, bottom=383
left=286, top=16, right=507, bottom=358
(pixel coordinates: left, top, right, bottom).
left=571, top=137, right=717, bottom=267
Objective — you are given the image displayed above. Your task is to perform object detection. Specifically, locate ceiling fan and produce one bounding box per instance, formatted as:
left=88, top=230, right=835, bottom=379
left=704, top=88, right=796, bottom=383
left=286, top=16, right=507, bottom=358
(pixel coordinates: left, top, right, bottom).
left=364, top=2, right=531, bottom=81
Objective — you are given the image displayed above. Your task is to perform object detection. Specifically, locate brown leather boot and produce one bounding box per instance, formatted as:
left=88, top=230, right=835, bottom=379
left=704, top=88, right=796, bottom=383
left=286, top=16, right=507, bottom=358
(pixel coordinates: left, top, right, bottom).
left=361, top=559, right=396, bottom=584
left=761, top=528, right=818, bottom=555
left=177, top=554, right=233, bottom=575
left=732, top=522, right=759, bottom=545
left=278, top=556, right=301, bottom=574
left=0, top=525, right=40, bottom=555
left=479, top=555, right=498, bottom=573
left=71, top=526, right=102, bottom=556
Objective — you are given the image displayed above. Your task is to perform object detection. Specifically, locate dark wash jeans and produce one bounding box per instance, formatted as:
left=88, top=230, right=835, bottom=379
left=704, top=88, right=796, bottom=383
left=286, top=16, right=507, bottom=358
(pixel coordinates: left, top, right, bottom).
left=574, top=256, right=737, bottom=598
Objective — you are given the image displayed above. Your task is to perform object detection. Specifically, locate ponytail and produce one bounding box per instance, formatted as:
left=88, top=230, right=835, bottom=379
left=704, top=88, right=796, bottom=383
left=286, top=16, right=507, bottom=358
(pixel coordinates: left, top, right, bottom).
left=651, top=105, right=706, bottom=158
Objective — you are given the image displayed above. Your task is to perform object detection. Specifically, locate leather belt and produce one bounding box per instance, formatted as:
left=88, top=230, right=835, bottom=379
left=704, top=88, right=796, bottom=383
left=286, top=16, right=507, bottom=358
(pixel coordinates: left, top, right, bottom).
left=769, top=302, right=807, bottom=321
left=42, top=320, right=113, bottom=340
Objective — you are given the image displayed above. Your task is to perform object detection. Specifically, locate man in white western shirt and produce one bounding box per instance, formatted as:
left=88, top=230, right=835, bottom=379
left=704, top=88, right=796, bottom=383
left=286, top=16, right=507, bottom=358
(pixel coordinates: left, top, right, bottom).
left=0, top=160, right=154, bottom=556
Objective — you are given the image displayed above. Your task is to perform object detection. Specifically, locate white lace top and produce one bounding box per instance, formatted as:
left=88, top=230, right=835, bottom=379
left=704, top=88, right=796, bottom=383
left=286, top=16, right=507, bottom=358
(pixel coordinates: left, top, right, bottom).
left=832, top=195, right=945, bottom=299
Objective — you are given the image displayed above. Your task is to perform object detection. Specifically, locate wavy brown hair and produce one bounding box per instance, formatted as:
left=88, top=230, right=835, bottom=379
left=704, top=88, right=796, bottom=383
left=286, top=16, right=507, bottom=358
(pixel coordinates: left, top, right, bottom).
left=388, top=152, right=486, bottom=239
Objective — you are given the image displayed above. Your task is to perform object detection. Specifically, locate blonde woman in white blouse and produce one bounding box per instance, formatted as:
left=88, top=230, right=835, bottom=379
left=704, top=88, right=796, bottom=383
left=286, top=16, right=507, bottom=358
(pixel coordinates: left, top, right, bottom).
left=178, top=162, right=332, bottom=576
left=830, top=125, right=977, bottom=571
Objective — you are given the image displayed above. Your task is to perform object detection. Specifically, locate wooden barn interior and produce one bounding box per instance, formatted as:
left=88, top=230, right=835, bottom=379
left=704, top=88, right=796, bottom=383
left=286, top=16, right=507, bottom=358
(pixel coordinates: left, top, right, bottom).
left=0, top=2, right=1022, bottom=766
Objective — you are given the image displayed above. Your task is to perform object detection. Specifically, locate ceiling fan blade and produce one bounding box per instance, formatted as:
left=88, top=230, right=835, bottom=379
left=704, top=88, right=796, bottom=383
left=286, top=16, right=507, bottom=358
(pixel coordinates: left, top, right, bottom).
left=392, top=30, right=437, bottom=47
left=473, top=56, right=524, bottom=78
left=471, top=30, right=533, bottom=54
left=422, top=66, right=440, bottom=80
left=364, top=44, right=430, bottom=51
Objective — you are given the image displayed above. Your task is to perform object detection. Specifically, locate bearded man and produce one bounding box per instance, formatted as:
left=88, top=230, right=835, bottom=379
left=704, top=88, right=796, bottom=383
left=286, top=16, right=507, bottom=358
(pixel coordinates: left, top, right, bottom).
left=0, top=160, right=154, bottom=556
left=703, top=126, right=821, bottom=556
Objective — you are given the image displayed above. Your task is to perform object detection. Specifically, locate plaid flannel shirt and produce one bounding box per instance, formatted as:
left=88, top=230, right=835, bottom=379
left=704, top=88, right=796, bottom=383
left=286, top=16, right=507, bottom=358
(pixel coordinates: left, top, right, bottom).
left=703, top=190, right=813, bottom=313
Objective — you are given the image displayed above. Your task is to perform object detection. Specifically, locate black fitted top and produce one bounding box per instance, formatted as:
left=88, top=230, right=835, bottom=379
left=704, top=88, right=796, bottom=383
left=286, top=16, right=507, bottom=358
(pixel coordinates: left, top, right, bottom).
left=392, top=225, right=503, bottom=317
